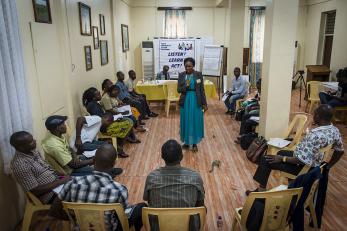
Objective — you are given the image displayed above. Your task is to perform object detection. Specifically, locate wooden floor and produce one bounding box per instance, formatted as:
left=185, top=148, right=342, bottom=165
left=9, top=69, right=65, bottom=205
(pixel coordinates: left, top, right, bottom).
left=26, top=89, right=347, bottom=231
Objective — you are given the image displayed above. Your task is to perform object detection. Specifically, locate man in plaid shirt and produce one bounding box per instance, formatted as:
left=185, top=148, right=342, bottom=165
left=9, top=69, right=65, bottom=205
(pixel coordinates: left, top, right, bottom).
left=56, top=144, right=146, bottom=231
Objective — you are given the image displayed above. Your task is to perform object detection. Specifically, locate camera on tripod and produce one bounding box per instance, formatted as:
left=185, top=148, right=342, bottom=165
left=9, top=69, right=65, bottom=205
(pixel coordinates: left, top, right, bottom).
left=298, top=70, right=304, bottom=75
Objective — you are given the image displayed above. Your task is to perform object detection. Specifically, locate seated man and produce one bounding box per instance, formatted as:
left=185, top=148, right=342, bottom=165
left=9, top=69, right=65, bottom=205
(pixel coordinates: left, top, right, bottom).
left=42, top=115, right=94, bottom=176
left=10, top=131, right=70, bottom=204
left=156, top=65, right=170, bottom=80
left=143, top=139, right=205, bottom=207
left=224, top=67, right=248, bottom=114
left=116, top=71, right=157, bottom=120
left=69, top=116, right=106, bottom=152
left=56, top=144, right=147, bottom=231
left=319, top=68, right=347, bottom=108
left=246, top=105, right=345, bottom=195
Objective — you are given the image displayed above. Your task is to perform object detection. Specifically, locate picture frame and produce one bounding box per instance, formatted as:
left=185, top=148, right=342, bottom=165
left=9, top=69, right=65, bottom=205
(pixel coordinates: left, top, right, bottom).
left=121, top=24, right=129, bottom=52
left=100, top=40, right=109, bottom=66
left=99, top=14, right=106, bottom=35
left=32, top=0, right=52, bottom=24
left=92, top=26, right=99, bottom=49
left=78, top=2, right=92, bottom=36
left=84, top=45, right=93, bottom=71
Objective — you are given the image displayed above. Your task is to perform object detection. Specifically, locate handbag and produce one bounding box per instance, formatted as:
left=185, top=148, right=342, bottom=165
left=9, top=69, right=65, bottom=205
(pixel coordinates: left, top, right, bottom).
left=246, top=136, right=268, bottom=164
left=240, top=132, right=258, bottom=150
left=235, top=108, right=245, bottom=121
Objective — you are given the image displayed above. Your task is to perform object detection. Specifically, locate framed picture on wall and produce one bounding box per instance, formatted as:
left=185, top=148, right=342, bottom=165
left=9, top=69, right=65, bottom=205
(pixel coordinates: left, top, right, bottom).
left=78, top=2, right=92, bottom=36
left=92, top=26, right=99, bottom=49
left=84, top=45, right=93, bottom=71
left=100, top=40, right=108, bottom=65
left=32, top=0, right=52, bottom=23
left=99, top=14, right=106, bottom=35
left=121, top=24, right=129, bottom=52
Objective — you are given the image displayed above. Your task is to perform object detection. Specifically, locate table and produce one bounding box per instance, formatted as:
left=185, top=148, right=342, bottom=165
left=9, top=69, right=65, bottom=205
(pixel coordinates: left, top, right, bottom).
left=306, top=65, right=331, bottom=82
left=135, top=80, right=217, bottom=101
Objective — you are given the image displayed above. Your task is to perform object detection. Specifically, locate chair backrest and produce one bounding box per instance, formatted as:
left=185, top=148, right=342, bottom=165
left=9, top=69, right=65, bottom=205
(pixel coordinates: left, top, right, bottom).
left=240, top=188, right=302, bottom=231
left=307, top=81, right=321, bottom=101
left=165, top=81, right=179, bottom=100
left=62, top=202, right=130, bottom=231
left=283, top=114, right=308, bottom=145
left=44, top=152, right=68, bottom=175
left=304, top=164, right=326, bottom=208
left=26, top=192, right=44, bottom=206
left=142, top=207, right=206, bottom=231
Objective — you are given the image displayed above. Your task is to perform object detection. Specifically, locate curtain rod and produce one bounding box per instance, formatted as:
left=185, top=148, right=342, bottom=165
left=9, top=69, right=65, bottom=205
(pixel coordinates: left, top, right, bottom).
left=157, top=7, right=193, bottom=11
left=249, top=6, right=266, bottom=10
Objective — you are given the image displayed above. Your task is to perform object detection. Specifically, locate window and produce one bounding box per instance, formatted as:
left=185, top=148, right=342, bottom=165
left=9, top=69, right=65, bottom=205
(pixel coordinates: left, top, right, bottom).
left=164, top=10, right=186, bottom=38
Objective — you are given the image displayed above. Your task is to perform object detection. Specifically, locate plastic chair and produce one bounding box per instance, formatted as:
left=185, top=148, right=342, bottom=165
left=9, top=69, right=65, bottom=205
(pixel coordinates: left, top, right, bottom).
left=142, top=207, right=206, bottom=231
left=333, top=106, right=347, bottom=124
left=267, top=113, right=308, bottom=155
left=22, top=192, right=52, bottom=231
left=306, top=81, right=321, bottom=114
left=97, top=132, right=118, bottom=151
left=235, top=82, right=251, bottom=112
left=231, top=188, right=302, bottom=231
left=280, top=144, right=333, bottom=184
left=63, top=202, right=133, bottom=231
left=164, top=82, right=180, bottom=117
left=44, top=152, right=68, bottom=175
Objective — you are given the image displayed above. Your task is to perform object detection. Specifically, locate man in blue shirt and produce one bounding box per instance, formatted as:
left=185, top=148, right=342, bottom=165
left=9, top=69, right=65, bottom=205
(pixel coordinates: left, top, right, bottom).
left=224, top=67, right=248, bottom=114
left=156, top=65, right=170, bottom=80
left=116, top=71, right=158, bottom=120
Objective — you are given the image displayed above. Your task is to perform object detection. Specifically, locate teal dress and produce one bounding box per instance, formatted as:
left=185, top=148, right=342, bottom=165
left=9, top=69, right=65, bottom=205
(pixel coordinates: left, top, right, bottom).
left=180, top=74, right=204, bottom=145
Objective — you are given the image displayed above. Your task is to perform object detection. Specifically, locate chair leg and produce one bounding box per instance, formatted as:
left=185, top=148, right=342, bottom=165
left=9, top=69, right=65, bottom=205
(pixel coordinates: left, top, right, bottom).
left=166, top=101, right=170, bottom=117
left=22, top=205, right=34, bottom=231
left=308, top=102, right=314, bottom=114
left=309, top=203, right=319, bottom=230
left=231, top=216, right=238, bottom=231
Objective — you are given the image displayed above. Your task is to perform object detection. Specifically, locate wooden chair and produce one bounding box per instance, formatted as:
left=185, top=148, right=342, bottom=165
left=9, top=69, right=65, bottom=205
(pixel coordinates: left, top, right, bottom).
left=231, top=188, right=302, bottom=231
left=22, top=192, right=51, bottom=231
left=62, top=202, right=133, bottom=231
left=306, top=81, right=321, bottom=114
left=267, top=113, right=308, bottom=155
left=142, top=207, right=206, bottom=231
left=164, top=82, right=180, bottom=117
left=280, top=144, right=333, bottom=184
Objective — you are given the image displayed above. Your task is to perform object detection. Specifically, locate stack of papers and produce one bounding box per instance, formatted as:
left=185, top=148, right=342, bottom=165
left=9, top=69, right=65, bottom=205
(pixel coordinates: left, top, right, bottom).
left=83, top=150, right=96, bottom=158
left=267, top=138, right=291, bottom=148
left=53, top=184, right=64, bottom=194
left=113, top=114, right=123, bottom=121
left=117, top=105, right=132, bottom=116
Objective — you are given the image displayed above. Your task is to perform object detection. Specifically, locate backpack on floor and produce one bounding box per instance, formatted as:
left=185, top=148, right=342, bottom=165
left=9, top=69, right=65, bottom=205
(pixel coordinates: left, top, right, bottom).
left=246, top=136, right=268, bottom=164
left=240, top=132, right=258, bottom=150
left=235, top=108, right=245, bottom=121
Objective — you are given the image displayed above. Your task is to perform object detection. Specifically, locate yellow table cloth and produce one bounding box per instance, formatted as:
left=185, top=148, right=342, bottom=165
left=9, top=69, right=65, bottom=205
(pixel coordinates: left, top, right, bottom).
left=135, top=80, right=217, bottom=101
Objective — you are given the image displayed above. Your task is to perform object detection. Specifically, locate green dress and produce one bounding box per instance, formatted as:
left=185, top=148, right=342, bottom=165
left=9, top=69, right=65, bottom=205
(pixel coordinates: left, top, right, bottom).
left=180, top=74, right=204, bottom=145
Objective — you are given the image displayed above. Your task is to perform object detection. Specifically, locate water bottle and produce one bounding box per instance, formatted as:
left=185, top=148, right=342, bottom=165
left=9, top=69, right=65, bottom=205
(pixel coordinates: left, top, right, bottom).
left=217, top=215, right=223, bottom=229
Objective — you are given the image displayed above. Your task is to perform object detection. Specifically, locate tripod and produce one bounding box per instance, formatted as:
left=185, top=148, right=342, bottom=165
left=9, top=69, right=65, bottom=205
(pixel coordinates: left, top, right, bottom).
left=292, top=70, right=307, bottom=108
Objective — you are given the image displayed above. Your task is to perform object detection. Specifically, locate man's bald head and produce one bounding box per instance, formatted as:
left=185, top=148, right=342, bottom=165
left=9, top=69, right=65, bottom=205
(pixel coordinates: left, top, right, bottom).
left=94, top=144, right=117, bottom=171
left=314, top=104, right=334, bottom=125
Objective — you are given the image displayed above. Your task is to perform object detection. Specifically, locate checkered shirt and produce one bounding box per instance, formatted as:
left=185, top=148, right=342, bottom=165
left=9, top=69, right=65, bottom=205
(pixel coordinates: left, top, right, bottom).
left=58, top=171, right=134, bottom=230
left=10, top=150, right=58, bottom=203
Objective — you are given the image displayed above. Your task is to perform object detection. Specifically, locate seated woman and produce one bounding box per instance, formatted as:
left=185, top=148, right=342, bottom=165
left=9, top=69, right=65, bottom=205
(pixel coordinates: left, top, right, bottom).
left=101, top=83, right=146, bottom=132
left=319, top=68, right=347, bottom=108
left=101, top=79, right=143, bottom=125
left=82, top=87, right=140, bottom=158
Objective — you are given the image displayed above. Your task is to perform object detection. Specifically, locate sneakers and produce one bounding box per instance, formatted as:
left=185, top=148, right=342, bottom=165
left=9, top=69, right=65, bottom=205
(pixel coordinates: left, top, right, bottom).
left=149, top=112, right=159, bottom=117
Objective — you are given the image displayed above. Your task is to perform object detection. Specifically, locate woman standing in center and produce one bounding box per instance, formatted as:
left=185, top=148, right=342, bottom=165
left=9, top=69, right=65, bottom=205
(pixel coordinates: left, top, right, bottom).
left=178, top=57, right=208, bottom=152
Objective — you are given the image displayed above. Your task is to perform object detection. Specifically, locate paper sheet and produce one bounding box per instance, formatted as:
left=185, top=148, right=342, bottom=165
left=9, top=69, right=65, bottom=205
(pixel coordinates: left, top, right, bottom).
left=249, top=116, right=260, bottom=122
left=222, top=94, right=229, bottom=102
left=113, top=114, right=123, bottom=121
left=117, top=105, right=132, bottom=116
left=267, top=138, right=291, bottom=148
left=53, top=184, right=64, bottom=194
left=83, top=149, right=97, bottom=158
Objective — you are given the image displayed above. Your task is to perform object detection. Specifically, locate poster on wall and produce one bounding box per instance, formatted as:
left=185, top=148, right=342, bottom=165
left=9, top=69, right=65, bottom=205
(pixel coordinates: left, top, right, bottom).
left=153, top=38, right=213, bottom=79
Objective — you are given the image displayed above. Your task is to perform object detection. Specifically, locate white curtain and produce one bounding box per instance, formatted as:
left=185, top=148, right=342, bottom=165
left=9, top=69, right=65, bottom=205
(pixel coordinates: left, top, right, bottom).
left=251, top=10, right=265, bottom=63
left=0, top=0, right=32, bottom=174
left=164, top=10, right=186, bottom=38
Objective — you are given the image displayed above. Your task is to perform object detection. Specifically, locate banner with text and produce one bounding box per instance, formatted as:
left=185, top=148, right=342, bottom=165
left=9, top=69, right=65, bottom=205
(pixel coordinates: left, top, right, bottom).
left=159, top=39, right=196, bottom=77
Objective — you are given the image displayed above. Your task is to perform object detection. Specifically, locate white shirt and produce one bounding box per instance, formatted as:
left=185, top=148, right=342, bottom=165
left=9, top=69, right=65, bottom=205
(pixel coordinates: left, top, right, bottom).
left=69, top=116, right=102, bottom=150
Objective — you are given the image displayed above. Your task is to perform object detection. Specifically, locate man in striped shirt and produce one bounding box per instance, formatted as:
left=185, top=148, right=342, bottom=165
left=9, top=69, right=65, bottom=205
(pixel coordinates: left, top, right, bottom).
left=143, top=139, right=205, bottom=208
